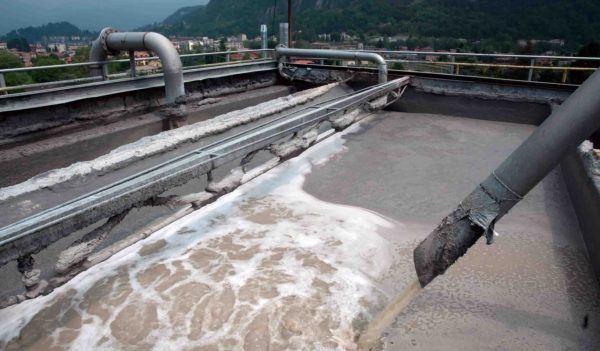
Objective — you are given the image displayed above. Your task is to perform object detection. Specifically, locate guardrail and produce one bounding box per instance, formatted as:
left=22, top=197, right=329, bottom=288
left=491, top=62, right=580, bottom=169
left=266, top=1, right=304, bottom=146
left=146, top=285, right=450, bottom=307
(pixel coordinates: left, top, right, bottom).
left=0, top=49, right=274, bottom=94
left=355, top=50, right=600, bottom=83
left=2, top=48, right=599, bottom=96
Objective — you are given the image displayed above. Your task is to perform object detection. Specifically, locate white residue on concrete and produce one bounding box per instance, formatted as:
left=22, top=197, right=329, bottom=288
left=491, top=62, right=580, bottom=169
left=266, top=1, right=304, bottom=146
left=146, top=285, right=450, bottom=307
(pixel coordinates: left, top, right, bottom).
left=0, top=83, right=339, bottom=202
left=0, top=121, right=397, bottom=350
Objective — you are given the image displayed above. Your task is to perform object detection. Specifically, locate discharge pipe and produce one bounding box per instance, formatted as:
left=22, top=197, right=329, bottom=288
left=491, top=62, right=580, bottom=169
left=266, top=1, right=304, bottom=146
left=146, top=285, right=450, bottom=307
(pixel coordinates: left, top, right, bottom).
left=413, top=69, right=600, bottom=287
left=275, top=46, right=388, bottom=84
left=89, top=28, right=185, bottom=104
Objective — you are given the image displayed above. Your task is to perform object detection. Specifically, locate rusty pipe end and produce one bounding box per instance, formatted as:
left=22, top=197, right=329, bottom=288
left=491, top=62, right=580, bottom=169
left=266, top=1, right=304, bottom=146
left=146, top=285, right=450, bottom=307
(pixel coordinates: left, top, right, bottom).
left=413, top=205, right=485, bottom=287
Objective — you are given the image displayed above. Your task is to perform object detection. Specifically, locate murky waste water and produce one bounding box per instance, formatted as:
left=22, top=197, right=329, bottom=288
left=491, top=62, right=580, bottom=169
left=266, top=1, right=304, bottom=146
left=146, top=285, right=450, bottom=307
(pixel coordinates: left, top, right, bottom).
left=0, top=122, right=408, bottom=351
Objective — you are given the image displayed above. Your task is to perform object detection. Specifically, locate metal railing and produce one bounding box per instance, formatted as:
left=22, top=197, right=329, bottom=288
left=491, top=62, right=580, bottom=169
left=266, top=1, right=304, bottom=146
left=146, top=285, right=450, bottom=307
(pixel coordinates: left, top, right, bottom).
left=3, top=48, right=599, bottom=96
left=355, top=50, right=600, bottom=84
left=0, top=49, right=275, bottom=94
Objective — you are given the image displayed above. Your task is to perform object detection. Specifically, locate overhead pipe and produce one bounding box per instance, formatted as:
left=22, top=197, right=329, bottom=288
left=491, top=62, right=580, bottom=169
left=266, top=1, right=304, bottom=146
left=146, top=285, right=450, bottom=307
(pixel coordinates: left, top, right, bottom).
left=275, top=47, right=388, bottom=84
left=413, top=69, right=600, bottom=287
left=89, top=28, right=185, bottom=104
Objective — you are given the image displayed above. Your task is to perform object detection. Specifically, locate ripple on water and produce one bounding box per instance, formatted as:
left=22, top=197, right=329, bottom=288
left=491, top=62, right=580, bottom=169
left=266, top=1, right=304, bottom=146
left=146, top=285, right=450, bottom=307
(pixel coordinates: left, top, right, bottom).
left=0, top=124, right=401, bottom=351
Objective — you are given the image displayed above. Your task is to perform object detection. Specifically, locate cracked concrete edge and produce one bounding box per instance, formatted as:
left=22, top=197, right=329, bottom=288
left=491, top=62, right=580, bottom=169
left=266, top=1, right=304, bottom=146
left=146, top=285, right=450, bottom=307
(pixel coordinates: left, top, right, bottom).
left=410, top=77, right=571, bottom=105
left=0, top=108, right=375, bottom=309
left=0, top=82, right=339, bottom=202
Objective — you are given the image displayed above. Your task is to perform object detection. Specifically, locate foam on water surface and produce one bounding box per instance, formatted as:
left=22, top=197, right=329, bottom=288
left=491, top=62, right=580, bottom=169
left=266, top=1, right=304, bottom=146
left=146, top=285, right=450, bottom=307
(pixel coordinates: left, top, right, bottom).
left=0, top=120, right=401, bottom=351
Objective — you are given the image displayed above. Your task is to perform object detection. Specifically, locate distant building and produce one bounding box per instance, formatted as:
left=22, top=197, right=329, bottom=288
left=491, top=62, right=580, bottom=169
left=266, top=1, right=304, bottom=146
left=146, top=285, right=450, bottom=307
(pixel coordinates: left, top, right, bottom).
left=0, top=42, right=7, bottom=50
left=226, top=42, right=244, bottom=50
left=48, top=43, right=67, bottom=53
left=134, top=51, right=151, bottom=65
left=10, top=50, right=35, bottom=67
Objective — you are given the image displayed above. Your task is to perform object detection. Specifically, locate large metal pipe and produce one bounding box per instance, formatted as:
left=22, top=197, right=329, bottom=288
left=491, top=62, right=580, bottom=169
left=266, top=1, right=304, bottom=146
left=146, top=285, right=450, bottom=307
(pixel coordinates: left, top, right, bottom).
left=413, top=69, right=600, bottom=287
left=89, top=28, right=185, bottom=104
left=275, top=47, right=388, bottom=84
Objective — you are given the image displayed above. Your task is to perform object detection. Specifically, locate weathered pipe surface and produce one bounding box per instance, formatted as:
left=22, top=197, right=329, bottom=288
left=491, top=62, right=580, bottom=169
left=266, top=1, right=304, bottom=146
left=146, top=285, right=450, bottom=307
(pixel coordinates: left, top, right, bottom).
left=414, top=69, right=600, bottom=287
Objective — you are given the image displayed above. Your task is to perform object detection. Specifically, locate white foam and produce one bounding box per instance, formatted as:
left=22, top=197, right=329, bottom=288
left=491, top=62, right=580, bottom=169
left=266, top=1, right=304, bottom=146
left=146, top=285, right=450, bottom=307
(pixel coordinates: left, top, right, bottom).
left=0, top=118, right=398, bottom=350
left=0, top=83, right=339, bottom=202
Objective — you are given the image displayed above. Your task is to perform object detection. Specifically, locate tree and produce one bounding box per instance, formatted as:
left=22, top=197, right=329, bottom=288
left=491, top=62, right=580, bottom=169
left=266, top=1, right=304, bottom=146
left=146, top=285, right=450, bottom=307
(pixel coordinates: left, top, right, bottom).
left=570, top=41, right=600, bottom=84
left=7, top=37, right=30, bottom=52
left=0, top=50, right=32, bottom=87
left=30, top=55, right=64, bottom=83
left=218, top=38, right=227, bottom=62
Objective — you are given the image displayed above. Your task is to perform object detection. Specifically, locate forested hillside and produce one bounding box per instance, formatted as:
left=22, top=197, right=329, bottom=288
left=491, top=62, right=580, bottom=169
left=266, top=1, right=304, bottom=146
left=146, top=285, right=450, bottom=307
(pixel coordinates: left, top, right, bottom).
left=1, top=22, right=93, bottom=42
left=147, top=0, right=600, bottom=47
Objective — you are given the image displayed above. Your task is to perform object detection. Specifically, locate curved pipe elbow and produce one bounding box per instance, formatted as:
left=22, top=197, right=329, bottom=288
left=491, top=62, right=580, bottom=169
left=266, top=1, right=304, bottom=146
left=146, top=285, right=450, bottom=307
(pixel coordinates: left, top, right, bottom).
left=89, top=28, right=185, bottom=104
left=142, top=32, right=185, bottom=104
left=275, top=47, right=388, bottom=83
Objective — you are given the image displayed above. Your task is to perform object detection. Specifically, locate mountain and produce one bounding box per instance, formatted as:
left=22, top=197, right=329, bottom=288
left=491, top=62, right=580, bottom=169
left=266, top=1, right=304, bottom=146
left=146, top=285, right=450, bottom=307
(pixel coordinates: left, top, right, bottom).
left=1, top=22, right=93, bottom=42
left=148, top=0, right=600, bottom=46
left=0, top=0, right=208, bottom=35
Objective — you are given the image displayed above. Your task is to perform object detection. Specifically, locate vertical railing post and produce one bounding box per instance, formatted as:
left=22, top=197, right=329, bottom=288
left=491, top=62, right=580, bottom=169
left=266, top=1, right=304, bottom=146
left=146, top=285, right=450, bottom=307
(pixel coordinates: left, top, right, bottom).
left=279, top=23, right=289, bottom=47
left=129, top=51, right=136, bottom=77
left=449, top=56, right=456, bottom=75
left=528, top=58, right=535, bottom=81
left=226, top=51, right=230, bottom=63
left=562, top=68, right=569, bottom=84
left=101, top=62, right=109, bottom=81
left=0, top=73, right=6, bottom=95
left=261, top=24, right=268, bottom=59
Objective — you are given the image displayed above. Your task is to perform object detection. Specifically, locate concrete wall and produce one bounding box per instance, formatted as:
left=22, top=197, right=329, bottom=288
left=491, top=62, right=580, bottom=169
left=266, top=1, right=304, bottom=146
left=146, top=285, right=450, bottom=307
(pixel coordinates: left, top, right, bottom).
left=388, top=76, right=573, bottom=125
left=561, top=146, right=600, bottom=283
left=0, top=71, right=278, bottom=143
left=0, top=84, right=290, bottom=187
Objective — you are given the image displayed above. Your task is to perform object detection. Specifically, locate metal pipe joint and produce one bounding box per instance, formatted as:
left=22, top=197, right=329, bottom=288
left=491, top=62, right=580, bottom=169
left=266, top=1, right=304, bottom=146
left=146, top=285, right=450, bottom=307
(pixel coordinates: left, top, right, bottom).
left=90, top=27, right=185, bottom=104
left=275, top=46, right=388, bottom=84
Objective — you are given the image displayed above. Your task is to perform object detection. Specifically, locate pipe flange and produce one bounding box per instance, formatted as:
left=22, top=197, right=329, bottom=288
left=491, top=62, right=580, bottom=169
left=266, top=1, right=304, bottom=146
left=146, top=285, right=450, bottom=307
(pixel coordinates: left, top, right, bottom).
left=99, top=27, right=119, bottom=56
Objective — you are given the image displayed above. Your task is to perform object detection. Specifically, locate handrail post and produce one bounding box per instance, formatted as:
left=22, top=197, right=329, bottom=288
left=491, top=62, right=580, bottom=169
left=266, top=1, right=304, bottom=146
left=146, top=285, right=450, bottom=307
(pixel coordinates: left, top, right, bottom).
left=129, top=51, right=136, bottom=77
left=528, top=58, right=535, bottom=81
left=449, top=56, right=456, bottom=74
left=562, top=68, right=568, bottom=84
left=101, top=63, right=109, bottom=81
left=261, top=25, right=268, bottom=59
left=0, top=73, right=6, bottom=95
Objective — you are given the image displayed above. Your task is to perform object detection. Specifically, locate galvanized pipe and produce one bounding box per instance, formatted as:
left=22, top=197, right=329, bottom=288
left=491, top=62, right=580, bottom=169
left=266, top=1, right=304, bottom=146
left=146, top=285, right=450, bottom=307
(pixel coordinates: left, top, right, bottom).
left=287, top=0, right=293, bottom=47
left=90, top=28, right=185, bottom=104
left=276, top=47, right=388, bottom=83
left=261, top=25, right=268, bottom=59
left=279, top=23, right=289, bottom=48
left=413, top=69, right=600, bottom=287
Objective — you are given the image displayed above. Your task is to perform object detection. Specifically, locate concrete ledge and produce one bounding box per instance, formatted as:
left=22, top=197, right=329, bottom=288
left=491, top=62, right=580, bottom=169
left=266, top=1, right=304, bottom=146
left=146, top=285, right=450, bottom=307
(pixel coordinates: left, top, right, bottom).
left=561, top=142, right=600, bottom=283
left=0, top=85, right=291, bottom=187
left=387, top=76, right=572, bottom=125
left=0, top=63, right=278, bottom=140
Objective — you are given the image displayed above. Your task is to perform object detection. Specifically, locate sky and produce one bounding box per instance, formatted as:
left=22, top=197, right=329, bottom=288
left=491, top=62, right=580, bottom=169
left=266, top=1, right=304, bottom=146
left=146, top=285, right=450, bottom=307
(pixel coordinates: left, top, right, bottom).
left=0, top=0, right=209, bottom=35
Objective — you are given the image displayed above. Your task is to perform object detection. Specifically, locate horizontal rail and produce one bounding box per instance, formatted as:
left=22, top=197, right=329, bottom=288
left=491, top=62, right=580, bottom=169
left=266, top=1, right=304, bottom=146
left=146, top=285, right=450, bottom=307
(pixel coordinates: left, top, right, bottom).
left=0, top=49, right=274, bottom=74
left=355, top=50, right=600, bottom=62
left=0, top=58, right=274, bottom=94
left=0, top=77, right=409, bottom=265
left=387, top=59, right=598, bottom=71
left=0, top=60, right=278, bottom=112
